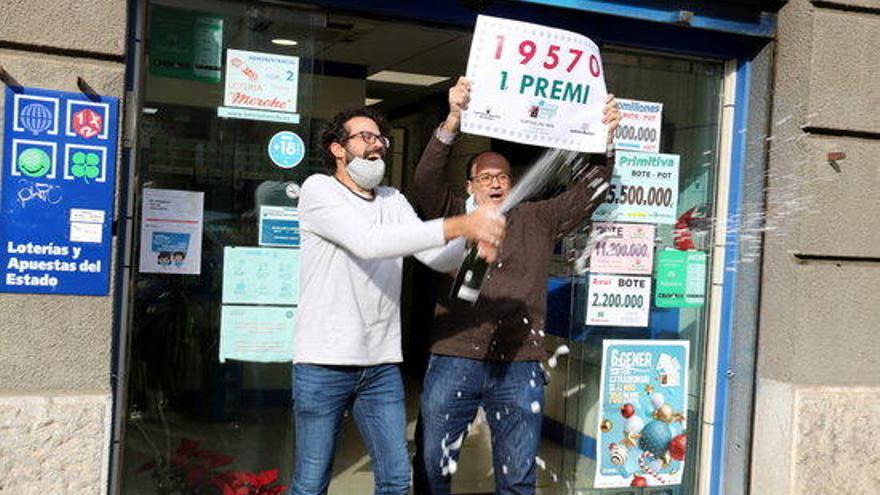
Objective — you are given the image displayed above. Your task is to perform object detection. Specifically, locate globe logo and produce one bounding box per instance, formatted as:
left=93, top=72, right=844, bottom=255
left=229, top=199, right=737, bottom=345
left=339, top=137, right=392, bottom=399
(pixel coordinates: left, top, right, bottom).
left=20, top=103, right=54, bottom=135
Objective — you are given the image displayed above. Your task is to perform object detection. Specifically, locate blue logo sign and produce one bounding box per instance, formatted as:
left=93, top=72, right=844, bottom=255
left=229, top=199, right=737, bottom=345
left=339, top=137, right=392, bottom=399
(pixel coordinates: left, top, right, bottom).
left=267, top=131, right=305, bottom=169
left=1, top=86, right=118, bottom=296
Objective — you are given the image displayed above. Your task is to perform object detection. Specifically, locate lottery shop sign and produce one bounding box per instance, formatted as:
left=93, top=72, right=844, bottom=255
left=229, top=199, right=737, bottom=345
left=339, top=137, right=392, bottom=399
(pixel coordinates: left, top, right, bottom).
left=1, top=86, right=118, bottom=295
left=224, top=49, right=299, bottom=114
left=462, top=15, right=608, bottom=153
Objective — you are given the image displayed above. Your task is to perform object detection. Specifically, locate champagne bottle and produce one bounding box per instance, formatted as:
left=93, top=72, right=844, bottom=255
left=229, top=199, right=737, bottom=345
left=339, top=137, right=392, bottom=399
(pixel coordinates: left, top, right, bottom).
left=450, top=244, right=490, bottom=303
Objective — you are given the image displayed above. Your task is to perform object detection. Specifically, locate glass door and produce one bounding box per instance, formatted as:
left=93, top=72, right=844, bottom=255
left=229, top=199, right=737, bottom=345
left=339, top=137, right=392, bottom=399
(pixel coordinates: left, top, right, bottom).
left=119, top=3, right=481, bottom=493
left=119, top=1, right=325, bottom=492
left=549, top=48, right=726, bottom=494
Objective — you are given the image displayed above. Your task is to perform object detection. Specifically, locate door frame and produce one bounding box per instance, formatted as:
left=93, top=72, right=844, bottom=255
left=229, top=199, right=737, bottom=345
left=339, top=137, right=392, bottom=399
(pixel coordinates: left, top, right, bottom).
left=112, top=1, right=773, bottom=493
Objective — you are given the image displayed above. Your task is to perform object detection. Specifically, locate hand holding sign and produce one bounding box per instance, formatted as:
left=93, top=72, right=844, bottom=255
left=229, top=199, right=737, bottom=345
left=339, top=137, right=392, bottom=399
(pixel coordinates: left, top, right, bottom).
left=462, top=15, right=609, bottom=152
left=443, top=76, right=472, bottom=134
left=603, top=94, right=622, bottom=147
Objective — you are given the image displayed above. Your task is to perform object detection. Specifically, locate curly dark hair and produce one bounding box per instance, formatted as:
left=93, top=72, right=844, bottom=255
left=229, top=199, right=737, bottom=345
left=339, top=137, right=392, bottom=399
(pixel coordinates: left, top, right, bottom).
left=320, top=106, right=391, bottom=171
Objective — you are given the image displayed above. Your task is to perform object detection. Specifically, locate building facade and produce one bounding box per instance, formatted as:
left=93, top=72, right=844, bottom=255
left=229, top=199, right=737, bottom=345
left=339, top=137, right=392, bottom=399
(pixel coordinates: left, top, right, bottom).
left=0, top=0, right=876, bottom=494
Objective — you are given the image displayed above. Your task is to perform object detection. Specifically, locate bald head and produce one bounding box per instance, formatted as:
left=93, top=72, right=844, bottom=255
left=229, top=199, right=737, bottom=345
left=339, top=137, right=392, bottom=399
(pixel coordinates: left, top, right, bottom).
left=469, top=151, right=511, bottom=178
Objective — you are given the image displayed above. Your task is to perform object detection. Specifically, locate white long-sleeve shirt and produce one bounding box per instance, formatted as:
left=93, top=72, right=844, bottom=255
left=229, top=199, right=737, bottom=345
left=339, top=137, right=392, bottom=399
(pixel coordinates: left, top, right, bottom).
left=294, top=174, right=464, bottom=365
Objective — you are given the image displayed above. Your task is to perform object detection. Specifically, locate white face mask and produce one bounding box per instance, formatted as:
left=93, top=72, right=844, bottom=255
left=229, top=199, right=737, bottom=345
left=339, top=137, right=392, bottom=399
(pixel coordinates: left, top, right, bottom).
left=346, top=156, right=386, bottom=190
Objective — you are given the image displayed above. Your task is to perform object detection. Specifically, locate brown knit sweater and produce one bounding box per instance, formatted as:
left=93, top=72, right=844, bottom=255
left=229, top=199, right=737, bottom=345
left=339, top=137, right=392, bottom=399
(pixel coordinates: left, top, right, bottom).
left=413, top=135, right=612, bottom=361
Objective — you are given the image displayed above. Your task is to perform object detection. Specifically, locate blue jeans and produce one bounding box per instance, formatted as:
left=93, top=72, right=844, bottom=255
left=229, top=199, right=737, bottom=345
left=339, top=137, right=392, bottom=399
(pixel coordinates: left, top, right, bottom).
left=291, top=363, right=410, bottom=495
left=414, top=355, right=545, bottom=495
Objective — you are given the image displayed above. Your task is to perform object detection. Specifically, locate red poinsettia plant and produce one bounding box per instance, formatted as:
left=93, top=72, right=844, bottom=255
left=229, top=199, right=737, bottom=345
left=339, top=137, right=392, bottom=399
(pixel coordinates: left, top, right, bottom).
left=139, top=438, right=286, bottom=495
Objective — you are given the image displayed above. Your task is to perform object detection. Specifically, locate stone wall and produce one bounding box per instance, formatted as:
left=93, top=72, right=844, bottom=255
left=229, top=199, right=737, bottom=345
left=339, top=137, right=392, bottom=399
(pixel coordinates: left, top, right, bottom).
left=0, top=1, right=127, bottom=493
left=0, top=395, right=112, bottom=494
left=752, top=0, right=880, bottom=493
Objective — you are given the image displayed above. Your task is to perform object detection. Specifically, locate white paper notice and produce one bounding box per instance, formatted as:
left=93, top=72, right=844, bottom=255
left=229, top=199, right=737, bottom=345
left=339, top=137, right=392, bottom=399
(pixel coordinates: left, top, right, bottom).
left=220, top=305, right=296, bottom=364
left=70, top=208, right=105, bottom=224
left=614, top=98, right=663, bottom=153
left=68, top=208, right=105, bottom=244
left=462, top=15, right=608, bottom=153
left=586, top=274, right=651, bottom=327
left=224, top=49, right=299, bottom=114
left=70, top=222, right=103, bottom=243
left=139, top=188, right=204, bottom=275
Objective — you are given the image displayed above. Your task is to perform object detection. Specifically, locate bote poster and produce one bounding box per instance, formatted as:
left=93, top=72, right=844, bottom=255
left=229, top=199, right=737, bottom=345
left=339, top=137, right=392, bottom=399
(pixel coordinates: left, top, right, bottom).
left=589, top=223, right=656, bottom=275
left=591, top=151, right=680, bottom=225
left=613, top=98, right=663, bottom=153
left=595, top=340, right=690, bottom=488
left=585, top=274, right=651, bottom=327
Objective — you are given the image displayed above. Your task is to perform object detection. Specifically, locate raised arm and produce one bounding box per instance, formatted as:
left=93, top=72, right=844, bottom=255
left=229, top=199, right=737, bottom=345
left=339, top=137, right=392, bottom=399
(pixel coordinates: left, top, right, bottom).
left=413, top=76, right=471, bottom=220
left=413, top=135, right=464, bottom=220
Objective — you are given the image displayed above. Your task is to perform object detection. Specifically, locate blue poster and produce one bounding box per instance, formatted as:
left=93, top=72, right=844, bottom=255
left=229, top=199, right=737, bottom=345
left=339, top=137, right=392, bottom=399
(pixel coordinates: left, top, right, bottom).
left=258, top=206, right=300, bottom=247
left=1, top=86, right=118, bottom=295
left=594, top=340, right=689, bottom=488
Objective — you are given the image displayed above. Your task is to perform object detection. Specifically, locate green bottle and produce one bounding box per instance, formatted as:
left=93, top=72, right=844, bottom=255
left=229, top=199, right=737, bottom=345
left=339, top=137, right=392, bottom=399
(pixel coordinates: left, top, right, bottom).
left=450, top=244, right=490, bottom=303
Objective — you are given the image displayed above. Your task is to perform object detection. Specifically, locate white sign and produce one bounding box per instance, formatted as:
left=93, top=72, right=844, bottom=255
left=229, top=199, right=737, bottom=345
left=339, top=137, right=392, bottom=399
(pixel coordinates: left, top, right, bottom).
left=462, top=15, right=608, bottom=153
left=139, top=188, right=204, bottom=275
left=586, top=274, right=651, bottom=327
left=592, top=151, right=679, bottom=225
left=218, top=106, right=301, bottom=124
left=224, top=49, right=299, bottom=114
left=70, top=222, right=102, bottom=244
left=70, top=208, right=105, bottom=224
left=590, top=223, right=655, bottom=275
left=68, top=208, right=106, bottom=244
left=614, top=98, right=663, bottom=153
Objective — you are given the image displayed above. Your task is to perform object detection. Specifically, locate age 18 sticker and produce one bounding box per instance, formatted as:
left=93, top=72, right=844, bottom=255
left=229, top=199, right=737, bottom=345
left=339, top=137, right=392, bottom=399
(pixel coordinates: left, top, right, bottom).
left=268, top=131, right=305, bottom=169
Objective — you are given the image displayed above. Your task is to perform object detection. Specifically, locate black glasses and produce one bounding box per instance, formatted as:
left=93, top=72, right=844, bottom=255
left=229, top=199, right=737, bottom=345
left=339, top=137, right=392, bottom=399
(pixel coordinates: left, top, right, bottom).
left=342, top=131, right=390, bottom=149
left=470, top=172, right=511, bottom=186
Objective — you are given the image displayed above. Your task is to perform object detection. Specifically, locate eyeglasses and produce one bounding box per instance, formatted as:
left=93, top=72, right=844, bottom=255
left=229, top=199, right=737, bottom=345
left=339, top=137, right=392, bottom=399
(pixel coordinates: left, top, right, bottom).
left=342, top=131, right=391, bottom=149
left=470, top=172, right=511, bottom=186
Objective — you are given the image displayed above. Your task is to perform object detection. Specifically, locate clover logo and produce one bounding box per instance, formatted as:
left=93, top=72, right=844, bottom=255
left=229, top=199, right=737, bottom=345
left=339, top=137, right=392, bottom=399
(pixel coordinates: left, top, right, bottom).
left=71, top=151, right=101, bottom=181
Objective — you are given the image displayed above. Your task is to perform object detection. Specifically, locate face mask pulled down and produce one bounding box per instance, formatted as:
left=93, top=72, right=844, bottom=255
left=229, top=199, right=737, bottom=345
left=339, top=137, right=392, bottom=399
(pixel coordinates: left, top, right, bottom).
left=346, top=155, right=386, bottom=191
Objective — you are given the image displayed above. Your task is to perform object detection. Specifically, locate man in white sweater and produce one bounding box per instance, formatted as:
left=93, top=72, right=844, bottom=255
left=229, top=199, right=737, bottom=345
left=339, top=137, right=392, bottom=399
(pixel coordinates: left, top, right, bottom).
left=291, top=107, right=505, bottom=495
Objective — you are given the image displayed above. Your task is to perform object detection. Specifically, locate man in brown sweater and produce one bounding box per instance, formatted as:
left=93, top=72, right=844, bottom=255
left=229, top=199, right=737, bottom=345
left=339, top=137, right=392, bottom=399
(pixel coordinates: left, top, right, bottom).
left=412, top=77, right=619, bottom=495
